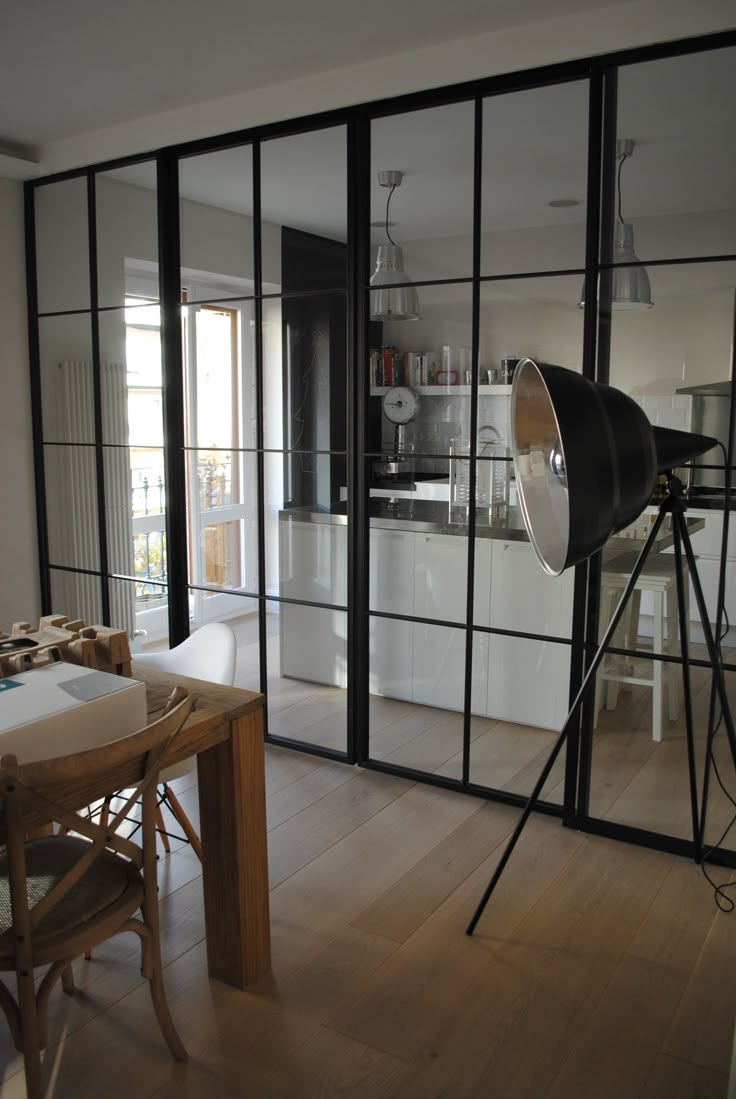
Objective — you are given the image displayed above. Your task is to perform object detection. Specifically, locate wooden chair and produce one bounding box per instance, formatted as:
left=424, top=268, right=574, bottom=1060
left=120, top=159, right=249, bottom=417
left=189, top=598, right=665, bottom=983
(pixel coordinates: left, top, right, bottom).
left=0, top=686, right=195, bottom=1099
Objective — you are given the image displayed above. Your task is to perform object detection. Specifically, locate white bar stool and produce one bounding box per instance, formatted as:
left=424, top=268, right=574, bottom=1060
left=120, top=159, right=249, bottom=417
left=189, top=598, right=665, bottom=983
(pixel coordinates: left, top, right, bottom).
left=594, top=551, right=691, bottom=741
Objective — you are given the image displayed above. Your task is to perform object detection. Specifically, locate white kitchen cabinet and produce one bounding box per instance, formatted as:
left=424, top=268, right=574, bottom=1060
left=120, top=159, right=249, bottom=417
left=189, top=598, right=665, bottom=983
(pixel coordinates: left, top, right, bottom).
left=278, top=513, right=575, bottom=726
left=279, top=517, right=347, bottom=605
left=411, top=533, right=489, bottom=712
left=280, top=602, right=348, bottom=687
left=279, top=516, right=347, bottom=685
left=369, top=527, right=414, bottom=701
left=484, top=540, right=574, bottom=729
left=413, top=532, right=468, bottom=623
left=486, top=633, right=571, bottom=730
left=489, top=539, right=574, bottom=637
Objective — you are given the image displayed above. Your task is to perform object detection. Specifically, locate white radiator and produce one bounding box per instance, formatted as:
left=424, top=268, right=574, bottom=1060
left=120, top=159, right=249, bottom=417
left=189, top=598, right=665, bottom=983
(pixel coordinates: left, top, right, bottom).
left=45, top=361, right=136, bottom=636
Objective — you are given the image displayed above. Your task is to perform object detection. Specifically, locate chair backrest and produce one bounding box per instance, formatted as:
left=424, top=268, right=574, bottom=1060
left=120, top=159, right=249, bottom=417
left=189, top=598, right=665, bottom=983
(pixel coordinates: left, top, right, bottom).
left=0, top=688, right=194, bottom=954
left=135, top=623, right=236, bottom=686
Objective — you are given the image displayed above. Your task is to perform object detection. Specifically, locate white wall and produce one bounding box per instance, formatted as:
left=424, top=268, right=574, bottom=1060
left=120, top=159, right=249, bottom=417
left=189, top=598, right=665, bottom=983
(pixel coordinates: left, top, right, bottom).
left=38, top=0, right=736, bottom=174
left=0, top=177, right=40, bottom=627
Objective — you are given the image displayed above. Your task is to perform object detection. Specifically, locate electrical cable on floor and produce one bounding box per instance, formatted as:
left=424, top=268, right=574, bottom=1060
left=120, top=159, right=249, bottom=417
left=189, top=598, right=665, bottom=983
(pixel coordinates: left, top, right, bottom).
left=697, top=443, right=736, bottom=911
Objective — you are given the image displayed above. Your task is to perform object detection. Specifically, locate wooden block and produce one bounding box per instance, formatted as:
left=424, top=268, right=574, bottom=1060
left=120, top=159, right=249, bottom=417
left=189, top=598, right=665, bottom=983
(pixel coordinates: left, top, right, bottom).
left=0, top=615, right=132, bottom=679
left=38, top=614, right=71, bottom=630
left=67, top=637, right=100, bottom=668
left=63, top=619, right=86, bottom=633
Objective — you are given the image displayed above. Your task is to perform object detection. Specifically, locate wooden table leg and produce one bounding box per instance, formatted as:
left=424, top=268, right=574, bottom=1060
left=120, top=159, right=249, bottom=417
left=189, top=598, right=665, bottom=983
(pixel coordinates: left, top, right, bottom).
left=196, top=708, right=271, bottom=988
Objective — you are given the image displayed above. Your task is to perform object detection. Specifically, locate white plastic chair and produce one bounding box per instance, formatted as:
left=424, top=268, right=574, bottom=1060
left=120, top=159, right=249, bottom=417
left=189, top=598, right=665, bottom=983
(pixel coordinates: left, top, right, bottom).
left=133, top=623, right=237, bottom=859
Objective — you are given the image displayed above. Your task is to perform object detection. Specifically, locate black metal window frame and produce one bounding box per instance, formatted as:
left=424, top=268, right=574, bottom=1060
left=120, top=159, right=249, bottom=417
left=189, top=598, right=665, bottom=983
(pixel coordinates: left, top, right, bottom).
left=24, top=27, right=736, bottom=862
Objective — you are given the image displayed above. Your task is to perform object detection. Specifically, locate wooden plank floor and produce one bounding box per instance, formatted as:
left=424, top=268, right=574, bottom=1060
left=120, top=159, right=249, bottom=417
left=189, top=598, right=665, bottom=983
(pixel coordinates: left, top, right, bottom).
left=1, top=741, right=735, bottom=1098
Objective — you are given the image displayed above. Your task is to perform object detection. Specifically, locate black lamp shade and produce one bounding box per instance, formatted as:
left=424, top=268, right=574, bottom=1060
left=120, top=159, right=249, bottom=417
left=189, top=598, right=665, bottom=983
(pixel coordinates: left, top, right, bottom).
left=511, top=359, right=718, bottom=576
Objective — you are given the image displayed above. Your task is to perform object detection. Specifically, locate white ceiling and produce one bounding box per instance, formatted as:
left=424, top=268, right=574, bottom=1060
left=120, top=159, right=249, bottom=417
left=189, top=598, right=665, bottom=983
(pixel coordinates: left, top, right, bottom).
left=7, top=3, right=734, bottom=244
left=108, top=45, right=736, bottom=243
left=1, top=0, right=639, bottom=150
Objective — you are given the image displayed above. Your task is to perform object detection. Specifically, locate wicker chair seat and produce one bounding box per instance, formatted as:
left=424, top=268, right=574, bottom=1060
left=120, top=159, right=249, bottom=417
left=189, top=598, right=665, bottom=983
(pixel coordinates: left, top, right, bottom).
left=0, top=836, right=142, bottom=966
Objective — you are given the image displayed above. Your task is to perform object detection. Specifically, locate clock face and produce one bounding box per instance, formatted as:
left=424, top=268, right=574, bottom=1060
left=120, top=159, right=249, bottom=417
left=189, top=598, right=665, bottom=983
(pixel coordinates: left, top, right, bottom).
left=383, top=386, right=419, bottom=425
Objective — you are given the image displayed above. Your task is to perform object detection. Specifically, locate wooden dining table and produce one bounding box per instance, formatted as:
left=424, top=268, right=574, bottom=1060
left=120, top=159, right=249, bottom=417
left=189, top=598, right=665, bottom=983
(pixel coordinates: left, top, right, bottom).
left=133, top=663, right=270, bottom=989
left=2, top=662, right=271, bottom=991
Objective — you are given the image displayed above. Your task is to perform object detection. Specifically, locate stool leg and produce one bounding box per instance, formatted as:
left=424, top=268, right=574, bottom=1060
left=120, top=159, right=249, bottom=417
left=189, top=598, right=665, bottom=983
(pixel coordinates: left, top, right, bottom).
left=606, top=598, right=631, bottom=711
left=594, top=586, right=613, bottom=725
left=652, top=590, right=664, bottom=742
left=666, top=576, right=679, bottom=722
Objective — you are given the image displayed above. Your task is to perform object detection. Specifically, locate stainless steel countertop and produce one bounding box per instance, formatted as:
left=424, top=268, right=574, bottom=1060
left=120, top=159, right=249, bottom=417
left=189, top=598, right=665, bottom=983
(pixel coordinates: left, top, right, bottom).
left=278, top=501, right=705, bottom=549
left=279, top=500, right=530, bottom=539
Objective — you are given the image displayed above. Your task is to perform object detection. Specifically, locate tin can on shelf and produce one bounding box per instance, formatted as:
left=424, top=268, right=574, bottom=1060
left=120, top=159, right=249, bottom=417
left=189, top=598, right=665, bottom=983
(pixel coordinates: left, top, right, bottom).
left=501, top=357, right=520, bottom=384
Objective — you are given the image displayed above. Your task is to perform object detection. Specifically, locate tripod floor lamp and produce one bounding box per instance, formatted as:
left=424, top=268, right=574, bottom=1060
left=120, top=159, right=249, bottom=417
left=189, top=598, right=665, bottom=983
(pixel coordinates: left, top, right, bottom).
left=467, top=358, right=736, bottom=935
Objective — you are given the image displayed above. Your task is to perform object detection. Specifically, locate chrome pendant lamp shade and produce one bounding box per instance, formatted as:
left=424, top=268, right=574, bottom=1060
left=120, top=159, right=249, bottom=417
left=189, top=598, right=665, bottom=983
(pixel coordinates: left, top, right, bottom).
left=511, top=358, right=716, bottom=576
left=370, top=170, right=419, bottom=322
left=579, top=139, right=654, bottom=311
left=370, top=244, right=420, bottom=321
left=610, top=220, right=654, bottom=308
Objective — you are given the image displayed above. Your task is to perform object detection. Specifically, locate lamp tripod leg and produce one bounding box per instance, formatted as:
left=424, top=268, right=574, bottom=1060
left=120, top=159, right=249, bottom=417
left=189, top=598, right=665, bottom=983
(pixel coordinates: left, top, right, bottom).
left=671, top=505, right=702, bottom=858
left=672, top=508, right=736, bottom=854
left=466, top=505, right=669, bottom=935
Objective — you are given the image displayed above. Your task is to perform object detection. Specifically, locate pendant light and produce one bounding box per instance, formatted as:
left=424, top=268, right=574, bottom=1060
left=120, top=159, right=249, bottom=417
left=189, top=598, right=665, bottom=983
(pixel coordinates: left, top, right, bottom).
left=370, top=170, right=420, bottom=322
left=579, top=138, right=653, bottom=310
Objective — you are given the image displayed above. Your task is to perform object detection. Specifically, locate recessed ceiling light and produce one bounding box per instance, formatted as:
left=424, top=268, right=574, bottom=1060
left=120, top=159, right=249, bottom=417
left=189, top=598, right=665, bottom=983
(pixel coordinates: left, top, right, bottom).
left=547, top=198, right=581, bottom=208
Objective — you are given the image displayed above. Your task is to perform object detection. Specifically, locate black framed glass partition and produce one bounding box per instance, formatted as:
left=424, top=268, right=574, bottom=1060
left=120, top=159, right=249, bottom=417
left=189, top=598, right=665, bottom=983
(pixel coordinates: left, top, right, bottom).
left=25, top=29, right=736, bottom=861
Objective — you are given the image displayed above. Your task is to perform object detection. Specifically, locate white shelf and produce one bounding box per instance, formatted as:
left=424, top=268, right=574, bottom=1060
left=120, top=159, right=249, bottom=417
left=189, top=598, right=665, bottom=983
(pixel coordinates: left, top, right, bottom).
left=370, top=385, right=512, bottom=396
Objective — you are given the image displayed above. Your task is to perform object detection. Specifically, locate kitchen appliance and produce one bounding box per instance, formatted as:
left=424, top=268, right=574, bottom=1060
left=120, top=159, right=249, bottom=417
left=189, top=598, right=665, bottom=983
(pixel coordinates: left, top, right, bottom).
left=675, top=380, right=731, bottom=492
left=372, top=385, right=419, bottom=483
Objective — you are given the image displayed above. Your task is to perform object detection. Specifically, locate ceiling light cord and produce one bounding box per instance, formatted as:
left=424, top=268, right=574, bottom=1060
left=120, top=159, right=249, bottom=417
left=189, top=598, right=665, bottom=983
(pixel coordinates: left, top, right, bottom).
left=617, top=151, right=628, bottom=225
left=384, top=184, right=397, bottom=246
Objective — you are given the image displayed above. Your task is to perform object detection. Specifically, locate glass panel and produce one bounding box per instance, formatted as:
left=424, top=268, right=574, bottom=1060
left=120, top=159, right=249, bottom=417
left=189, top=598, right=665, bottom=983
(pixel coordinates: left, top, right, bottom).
left=50, top=568, right=102, bottom=627
left=591, top=527, right=735, bottom=847
left=184, top=300, right=256, bottom=451
left=261, top=125, right=347, bottom=292
left=369, top=282, right=474, bottom=459
left=45, top=444, right=99, bottom=570
left=263, top=292, right=348, bottom=452
left=471, top=633, right=569, bottom=803
left=486, top=632, right=571, bottom=735
left=591, top=648, right=695, bottom=839
left=96, top=161, right=159, bottom=309
left=606, top=261, right=736, bottom=502
left=179, top=145, right=255, bottom=303
left=481, top=80, right=589, bottom=276
left=38, top=314, right=95, bottom=443
left=371, top=101, right=474, bottom=284
left=113, top=576, right=169, bottom=655
left=478, top=273, right=585, bottom=387
left=99, top=305, right=163, bottom=447
left=485, top=536, right=574, bottom=639
left=368, top=619, right=473, bottom=779
left=187, top=449, right=258, bottom=595
left=703, top=667, right=736, bottom=856
left=274, top=505, right=347, bottom=609
left=105, top=444, right=168, bottom=581
left=615, top=46, right=736, bottom=265
left=369, top=525, right=418, bottom=616
left=266, top=599, right=347, bottom=754
left=265, top=442, right=351, bottom=597
left=35, top=178, right=90, bottom=314
left=189, top=594, right=261, bottom=693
